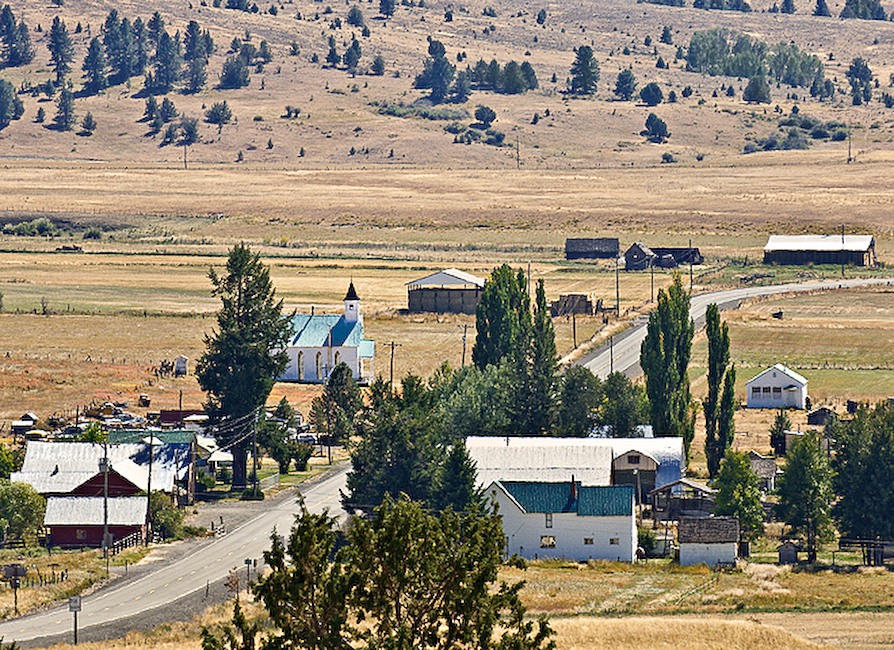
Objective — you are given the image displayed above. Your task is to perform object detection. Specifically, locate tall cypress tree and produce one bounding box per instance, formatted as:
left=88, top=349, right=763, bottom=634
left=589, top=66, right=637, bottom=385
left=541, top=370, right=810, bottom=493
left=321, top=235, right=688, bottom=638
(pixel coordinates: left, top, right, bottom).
left=640, top=273, right=694, bottom=459
left=519, top=278, right=557, bottom=434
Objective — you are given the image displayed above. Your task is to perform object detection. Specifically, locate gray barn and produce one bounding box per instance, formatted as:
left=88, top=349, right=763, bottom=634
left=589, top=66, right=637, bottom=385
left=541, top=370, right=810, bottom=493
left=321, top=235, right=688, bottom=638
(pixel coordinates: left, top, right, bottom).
left=763, top=235, right=876, bottom=267
left=565, top=238, right=620, bottom=260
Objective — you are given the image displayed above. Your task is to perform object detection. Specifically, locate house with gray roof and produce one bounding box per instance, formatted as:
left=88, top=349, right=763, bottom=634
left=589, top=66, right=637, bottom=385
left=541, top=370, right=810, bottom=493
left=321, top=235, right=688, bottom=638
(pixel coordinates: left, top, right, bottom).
left=746, top=363, right=808, bottom=409
left=487, top=479, right=635, bottom=561
left=44, top=496, right=147, bottom=548
left=678, top=516, right=739, bottom=566
left=406, top=268, right=484, bottom=314
left=278, top=281, right=375, bottom=384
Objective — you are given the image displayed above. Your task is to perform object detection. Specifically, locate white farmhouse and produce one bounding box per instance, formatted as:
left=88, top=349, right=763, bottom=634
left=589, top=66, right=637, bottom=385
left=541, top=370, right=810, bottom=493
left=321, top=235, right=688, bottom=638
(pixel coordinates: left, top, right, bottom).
left=745, top=363, right=808, bottom=409
left=678, top=516, right=739, bottom=566
left=278, top=282, right=375, bottom=384
left=487, top=479, right=636, bottom=562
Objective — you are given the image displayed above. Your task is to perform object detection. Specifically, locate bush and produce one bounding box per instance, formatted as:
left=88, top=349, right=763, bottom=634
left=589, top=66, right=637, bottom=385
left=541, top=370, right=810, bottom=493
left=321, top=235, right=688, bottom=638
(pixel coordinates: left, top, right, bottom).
left=661, top=152, right=677, bottom=163
left=241, top=486, right=265, bottom=500
left=150, top=491, right=184, bottom=539
left=83, top=226, right=102, bottom=240
left=638, top=526, right=656, bottom=554
left=293, top=443, right=314, bottom=471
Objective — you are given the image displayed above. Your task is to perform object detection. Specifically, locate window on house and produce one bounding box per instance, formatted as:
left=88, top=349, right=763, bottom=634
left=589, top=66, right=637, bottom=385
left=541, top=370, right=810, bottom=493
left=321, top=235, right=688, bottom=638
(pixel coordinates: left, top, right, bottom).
left=583, top=538, right=594, bottom=545
left=297, top=352, right=304, bottom=381
left=628, top=454, right=640, bottom=465
left=540, top=535, right=556, bottom=548
left=609, top=538, right=619, bottom=545
left=545, top=513, right=553, bottom=528
left=763, top=386, right=771, bottom=396
left=76, top=529, right=87, bottom=540
left=751, top=387, right=761, bottom=398
left=773, top=387, right=782, bottom=398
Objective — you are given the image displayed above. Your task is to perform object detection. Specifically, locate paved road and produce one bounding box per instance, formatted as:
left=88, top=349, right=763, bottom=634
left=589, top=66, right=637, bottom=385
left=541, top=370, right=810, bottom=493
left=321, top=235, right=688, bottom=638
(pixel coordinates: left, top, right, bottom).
left=578, top=276, right=894, bottom=379
left=0, top=466, right=348, bottom=646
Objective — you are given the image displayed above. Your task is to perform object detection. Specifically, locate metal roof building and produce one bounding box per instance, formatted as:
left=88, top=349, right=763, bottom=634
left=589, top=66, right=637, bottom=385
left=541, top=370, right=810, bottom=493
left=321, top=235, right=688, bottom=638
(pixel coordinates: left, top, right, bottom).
left=406, top=268, right=484, bottom=314
left=763, top=234, right=876, bottom=266
left=565, top=238, right=620, bottom=260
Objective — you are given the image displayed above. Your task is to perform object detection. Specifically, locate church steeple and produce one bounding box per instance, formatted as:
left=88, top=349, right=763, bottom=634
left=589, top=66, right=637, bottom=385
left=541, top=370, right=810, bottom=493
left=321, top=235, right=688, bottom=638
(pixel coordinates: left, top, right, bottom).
left=344, top=281, right=360, bottom=322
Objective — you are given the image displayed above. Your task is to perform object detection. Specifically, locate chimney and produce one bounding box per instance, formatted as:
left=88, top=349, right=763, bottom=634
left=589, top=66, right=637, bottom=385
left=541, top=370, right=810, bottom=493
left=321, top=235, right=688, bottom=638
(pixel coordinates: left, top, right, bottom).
left=570, top=474, right=577, bottom=500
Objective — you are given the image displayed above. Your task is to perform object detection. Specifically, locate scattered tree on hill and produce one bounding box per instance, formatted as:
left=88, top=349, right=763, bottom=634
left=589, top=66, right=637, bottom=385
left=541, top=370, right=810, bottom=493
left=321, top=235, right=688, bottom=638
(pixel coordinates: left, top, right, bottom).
left=150, top=29, right=182, bottom=93
left=474, top=104, right=496, bottom=127
left=468, top=58, right=537, bottom=94
left=569, top=45, right=599, bottom=95
left=713, top=450, right=765, bottom=542
left=380, top=0, right=395, bottom=17
left=325, top=35, right=340, bottom=67
left=371, top=54, right=385, bottom=75
left=847, top=57, right=873, bottom=105
left=205, top=101, right=232, bottom=132
left=660, top=25, right=673, bottom=44
left=0, top=78, right=24, bottom=129
left=614, top=68, right=637, bottom=100
left=776, top=431, right=833, bottom=563
left=347, top=4, right=365, bottom=27
left=82, top=37, right=108, bottom=95
left=0, top=5, right=35, bottom=67
left=643, top=112, right=669, bottom=142
left=53, top=85, right=75, bottom=131
left=195, top=244, right=294, bottom=490
left=840, top=0, right=887, bottom=18
left=743, top=74, right=771, bottom=103
left=103, top=10, right=136, bottom=81
left=814, top=0, right=832, bottom=14
left=343, top=37, right=361, bottom=73
left=781, top=0, right=796, bottom=12
left=640, top=82, right=663, bottom=106
left=640, top=274, right=693, bottom=457
left=452, top=68, right=471, bottom=102
left=80, top=111, right=96, bottom=135
left=414, top=39, right=455, bottom=103
left=219, top=54, right=250, bottom=88
left=537, top=8, right=547, bottom=24
left=47, top=16, right=74, bottom=83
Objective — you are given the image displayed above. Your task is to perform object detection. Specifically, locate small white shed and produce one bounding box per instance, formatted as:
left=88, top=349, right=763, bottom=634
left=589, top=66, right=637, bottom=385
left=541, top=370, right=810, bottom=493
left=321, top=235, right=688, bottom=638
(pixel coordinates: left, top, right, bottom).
left=745, top=364, right=807, bottom=410
left=678, top=516, right=739, bottom=566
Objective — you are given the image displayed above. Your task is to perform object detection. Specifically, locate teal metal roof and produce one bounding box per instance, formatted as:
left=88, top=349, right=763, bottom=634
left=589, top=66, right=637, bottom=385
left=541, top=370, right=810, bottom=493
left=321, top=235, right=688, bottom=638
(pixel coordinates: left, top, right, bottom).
left=499, top=481, right=633, bottom=517
left=288, top=314, right=373, bottom=359
left=108, top=430, right=195, bottom=445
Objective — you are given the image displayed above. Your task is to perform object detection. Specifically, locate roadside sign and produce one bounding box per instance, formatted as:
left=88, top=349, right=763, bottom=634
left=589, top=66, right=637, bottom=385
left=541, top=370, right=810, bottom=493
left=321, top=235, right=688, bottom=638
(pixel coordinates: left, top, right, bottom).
left=69, top=595, right=81, bottom=612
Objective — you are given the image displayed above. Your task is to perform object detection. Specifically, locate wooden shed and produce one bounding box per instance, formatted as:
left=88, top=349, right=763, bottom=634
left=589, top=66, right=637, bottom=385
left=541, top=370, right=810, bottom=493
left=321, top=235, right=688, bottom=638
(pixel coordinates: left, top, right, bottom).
left=406, top=269, right=484, bottom=314
left=565, top=238, right=620, bottom=260
left=678, top=516, right=739, bottom=566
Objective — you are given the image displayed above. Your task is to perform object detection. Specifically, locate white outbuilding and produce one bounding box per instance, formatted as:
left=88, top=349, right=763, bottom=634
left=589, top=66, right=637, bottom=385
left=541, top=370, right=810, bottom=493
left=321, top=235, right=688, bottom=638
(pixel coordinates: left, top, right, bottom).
left=678, top=516, right=739, bottom=566
left=487, top=479, right=636, bottom=562
left=745, top=363, right=808, bottom=410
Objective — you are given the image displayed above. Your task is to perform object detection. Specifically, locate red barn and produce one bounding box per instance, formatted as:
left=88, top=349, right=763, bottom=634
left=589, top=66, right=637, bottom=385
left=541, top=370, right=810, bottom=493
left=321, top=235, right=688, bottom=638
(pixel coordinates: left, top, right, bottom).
left=44, top=497, right=147, bottom=548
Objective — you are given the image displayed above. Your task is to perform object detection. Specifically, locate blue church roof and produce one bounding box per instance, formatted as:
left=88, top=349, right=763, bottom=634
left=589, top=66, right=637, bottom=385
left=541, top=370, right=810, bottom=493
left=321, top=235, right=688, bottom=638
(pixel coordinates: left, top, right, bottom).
left=498, top=481, right=633, bottom=517
left=288, top=314, right=374, bottom=358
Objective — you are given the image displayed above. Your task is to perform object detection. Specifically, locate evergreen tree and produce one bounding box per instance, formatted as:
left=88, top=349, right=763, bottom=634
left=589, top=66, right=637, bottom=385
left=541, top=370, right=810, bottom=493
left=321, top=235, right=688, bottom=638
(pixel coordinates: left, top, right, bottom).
left=309, top=361, right=362, bottom=443
left=414, top=39, right=454, bottom=103
left=326, top=35, right=340, bottom=67
left=185, top=57, right=207, bottom=93
left=743, top=74, right=771, bottom=103
left=713, top=450, right=765, bottom=542
left=0, top=78, right=23, bottom=128
left=640, top=82, right=663, bottom=106
left=640, top=274, right=694, bottom=458
left=644, top=112, right=669, bottom=142
left=614, top=68, right=637, bottom=100
left=132, top=17, right=149, bottom=75
left=0, top=6, right=34, bottom=67
left=219, top=54, right=250, bottom=88
left=781, top=0, right=796, bottom=11
left=516, top=279, right=557, bottom=435
left=47, top=16, right=74, bottom=83
left=814, top=0, right=832, bottom=14
left=776, top=432, right=833, bottom=563
left=82, top=36, right=108, bottom=95
left=832, top=404, right=894, bottom=556
left=53, top=85, right=75, bottom=130
left=660, top=25, right=673, bottom=45
left=770, top=409, right=791, bottom=455
left=556, top=365, right=602, bottom=437
left=195, top=244, right=294, bottom=490
left=347, top=5, right=366, bottom=27
left=343, top=37, right=361, bottom=72
left=151, top=29, right=181, bottom=93
left=451, top=68, right=471, bottom=101
left=704, top=303, right=732, bottom=478
left=439, top=363, right=513, bottom=439
left=472, top=264, right=530, bottom=370
left=379, top=0, right=396, bottom=17
left=569, top=45, right=599, bottom=95
left=435, top=442, right=484, bottom=512
left=80, top=111, right=97, bottom=134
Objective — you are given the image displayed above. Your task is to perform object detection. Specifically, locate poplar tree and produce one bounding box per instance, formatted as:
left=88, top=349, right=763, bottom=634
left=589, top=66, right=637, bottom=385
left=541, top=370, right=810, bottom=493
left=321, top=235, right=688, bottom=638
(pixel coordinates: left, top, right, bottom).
left=704, top=303, right=734, bottom=478
left=640, top=273, right=695, bottom=459
left=472, top=264, right=531, bottom=370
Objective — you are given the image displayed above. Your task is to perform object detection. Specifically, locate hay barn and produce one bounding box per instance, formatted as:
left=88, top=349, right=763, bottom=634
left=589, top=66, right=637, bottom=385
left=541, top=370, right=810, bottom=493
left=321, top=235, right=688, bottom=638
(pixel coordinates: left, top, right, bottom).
left=406, top=269, right=484, bottom=314
left=763, top=235, right=876, bottom=266
left=565, top=238, right=620, bottom=260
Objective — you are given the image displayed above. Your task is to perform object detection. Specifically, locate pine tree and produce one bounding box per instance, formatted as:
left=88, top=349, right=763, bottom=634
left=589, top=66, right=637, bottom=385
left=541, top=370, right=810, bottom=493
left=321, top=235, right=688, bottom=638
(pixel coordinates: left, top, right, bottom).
left=0, top=78, right=23, bottom=129
left=781, top=0, right=796, bottom=12
left=47, top=16, right=74, bottom=83
left=614, top=68, right=637, bottom=100
left=556, top=366, right=601, bottom=437
left=151, top=29, right=181, bottom=93
left=82, top=37, right=108, bottom=95
left=53, top=85, right=75, bottom=130
left=379, top=0, right=395, bottom=17
left=569, top=45, right=599, bottom=94
left=814, top=0, right=832, bottom=14
left=132, top=17, right=149, bottom=75
left=520, top=278, right=557, bottom=434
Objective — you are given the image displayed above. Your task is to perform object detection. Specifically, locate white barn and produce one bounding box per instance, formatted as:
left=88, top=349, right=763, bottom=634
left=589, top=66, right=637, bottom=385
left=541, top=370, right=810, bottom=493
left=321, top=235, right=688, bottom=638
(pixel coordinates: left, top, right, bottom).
left=678, top=516, right=739, bottom=566
left=745, top=364, right=808, bottom=410
left=487, top=479, right=636, bottom=562
left=278, top=282, right=375, bottom=384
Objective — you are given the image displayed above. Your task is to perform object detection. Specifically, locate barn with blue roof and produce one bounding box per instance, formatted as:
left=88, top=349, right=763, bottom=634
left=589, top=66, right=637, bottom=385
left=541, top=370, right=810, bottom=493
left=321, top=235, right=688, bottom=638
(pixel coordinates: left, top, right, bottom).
left=278, top=282, right=375, bottom=384
left=487, top=479, right=636, bottom=562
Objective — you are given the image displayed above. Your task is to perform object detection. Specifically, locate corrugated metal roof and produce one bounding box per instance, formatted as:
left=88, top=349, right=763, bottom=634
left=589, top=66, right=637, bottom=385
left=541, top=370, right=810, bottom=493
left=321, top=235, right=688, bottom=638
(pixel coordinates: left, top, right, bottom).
left=108, top=430, right=195, bottom=445
left=287, top=314, right=374, bottom=358
left=406, top=269, right=484, bottom=288
left=44, top=497, right=147, bottom=526
left=745, top=363, right=808, bottom=387
left=764, top=235, right=874, bottom=253
left=12, top=441, right=189, bottom=494
left=678, top=516, right=739, bottom=544
left=466, top=436, right=683, bottom=489
left=496, top=481, right=633, bottom=517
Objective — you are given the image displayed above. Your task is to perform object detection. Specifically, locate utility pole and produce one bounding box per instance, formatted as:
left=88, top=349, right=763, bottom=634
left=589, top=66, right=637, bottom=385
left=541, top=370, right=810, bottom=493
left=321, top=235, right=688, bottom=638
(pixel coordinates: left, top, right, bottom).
left=610, top=335, right=614, bottom=373
left=145, top=432, right=153, bottom=546
left=689, top=239, right=693, bottom=293
left=615, top=257, right=620, bottom=317
left=252, top=410, right=259, bottom=495
left=389, top=341, right=397, bottom=388
left=650, top=260, right=655, bottom=303
left=459, top=324, right=468, bottom=367
left=100, top=443, right=110, bottom=576
left=841, top=224, right=846, bottom=278
left=516, top=135, right=520, bottom=169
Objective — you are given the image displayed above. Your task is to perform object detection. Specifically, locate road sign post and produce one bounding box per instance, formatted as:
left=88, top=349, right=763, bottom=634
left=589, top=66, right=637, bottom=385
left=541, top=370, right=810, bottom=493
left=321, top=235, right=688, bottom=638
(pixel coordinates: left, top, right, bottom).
left=69, top=595, right=81, bottom=645
left=5, top=564, right=27, bottom=615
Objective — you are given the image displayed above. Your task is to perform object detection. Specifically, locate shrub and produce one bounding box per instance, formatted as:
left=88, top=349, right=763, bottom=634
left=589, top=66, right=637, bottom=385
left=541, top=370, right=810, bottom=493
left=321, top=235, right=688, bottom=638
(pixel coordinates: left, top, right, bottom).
left=661, top=152, right=677, bottom=163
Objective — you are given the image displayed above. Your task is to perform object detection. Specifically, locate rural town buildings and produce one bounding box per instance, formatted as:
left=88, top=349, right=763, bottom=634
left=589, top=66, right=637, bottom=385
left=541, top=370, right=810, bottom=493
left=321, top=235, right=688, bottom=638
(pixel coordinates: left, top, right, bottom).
left=278, top=282, right=375, bottom=383
left=406, top=268, right=484, bottom=314
left=564, top=238, right=620, bottom=260
left=763, top=234, right=876, bottom=267
left=487, top=479, right=636, bottom=562
left=677, top=516, right=739, bottom=566
left=745, top=364, right=808, bottom=409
